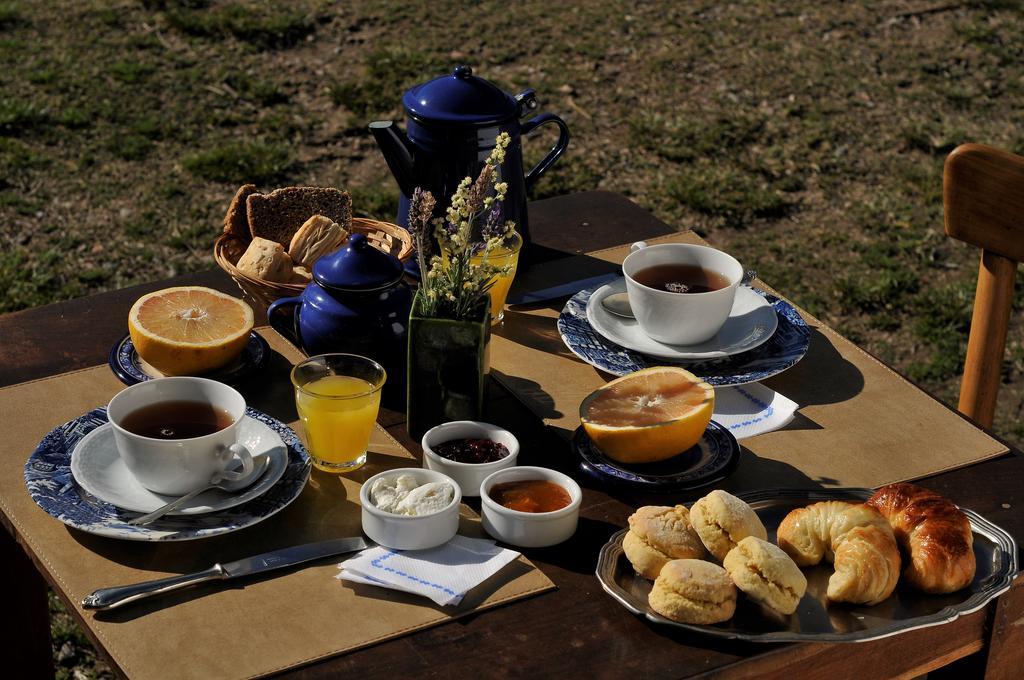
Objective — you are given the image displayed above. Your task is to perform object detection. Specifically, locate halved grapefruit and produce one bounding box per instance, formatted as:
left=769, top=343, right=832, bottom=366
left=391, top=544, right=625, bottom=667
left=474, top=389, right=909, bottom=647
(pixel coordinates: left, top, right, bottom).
left=580, top=367, right=715, bottom=464
left=128, top=286, right=254, bottom=376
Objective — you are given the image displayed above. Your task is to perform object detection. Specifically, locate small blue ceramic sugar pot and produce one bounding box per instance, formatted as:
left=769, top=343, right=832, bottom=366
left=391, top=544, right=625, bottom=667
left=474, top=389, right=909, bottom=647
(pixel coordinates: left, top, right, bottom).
left=370, top=64, right=569, bottom=245
left=267, top=234, right=412, bottom=406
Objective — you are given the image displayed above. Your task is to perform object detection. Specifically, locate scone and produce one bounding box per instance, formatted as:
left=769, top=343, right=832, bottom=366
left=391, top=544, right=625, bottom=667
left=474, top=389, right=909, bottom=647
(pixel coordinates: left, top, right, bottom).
left=723, top=536, right=807, bottom=615
left=623, top=505, right=707, bottom=579
left=690, top=490, right=767, bottom=561
left=648, top=559, right=737, bottom=624
left=235, top=237, right=295, bottom=283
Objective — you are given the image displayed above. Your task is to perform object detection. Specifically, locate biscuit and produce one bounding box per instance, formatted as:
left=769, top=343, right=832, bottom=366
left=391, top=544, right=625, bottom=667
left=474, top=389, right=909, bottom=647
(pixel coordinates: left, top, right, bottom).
left=235, top=237, right=294, bottom=283
left=247, top=187, right=352, bottom=245
left=223, top=184, right=259, bottom=242
left=288, top=214, right=348, bottom=268
left=648, top=559, right=737, bottom=624
left=723, top=536, right=807, bottom=615
left=624, top=505, right=707, bottom=579
left=690, top=490, right=767, bottom=561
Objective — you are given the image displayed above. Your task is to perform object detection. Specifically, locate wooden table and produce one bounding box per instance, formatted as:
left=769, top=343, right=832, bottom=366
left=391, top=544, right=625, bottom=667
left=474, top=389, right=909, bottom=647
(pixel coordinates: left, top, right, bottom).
left=3, top=192, right=1022, bottom=679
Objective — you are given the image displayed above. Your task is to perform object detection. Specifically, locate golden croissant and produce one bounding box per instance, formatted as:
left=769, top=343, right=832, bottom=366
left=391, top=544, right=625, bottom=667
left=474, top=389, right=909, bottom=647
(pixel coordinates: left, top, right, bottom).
left=777, top=501, right=900, bottom=605
left=866, top=483, right=975, bottom=593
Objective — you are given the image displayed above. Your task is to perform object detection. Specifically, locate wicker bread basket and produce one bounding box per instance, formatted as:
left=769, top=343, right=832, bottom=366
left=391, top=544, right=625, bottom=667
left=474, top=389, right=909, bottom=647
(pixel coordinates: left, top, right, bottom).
left=214, top=217, right=413, bottom=308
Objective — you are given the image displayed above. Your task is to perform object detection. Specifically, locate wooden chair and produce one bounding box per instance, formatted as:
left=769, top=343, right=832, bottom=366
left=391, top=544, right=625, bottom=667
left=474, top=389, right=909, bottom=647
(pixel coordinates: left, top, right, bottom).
left=943, top=143, right=1024, bottom=428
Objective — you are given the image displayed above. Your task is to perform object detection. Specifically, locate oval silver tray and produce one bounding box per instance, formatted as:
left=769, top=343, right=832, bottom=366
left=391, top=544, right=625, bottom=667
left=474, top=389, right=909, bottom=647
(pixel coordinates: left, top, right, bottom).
left=595, top=488, right=1018, bottom=643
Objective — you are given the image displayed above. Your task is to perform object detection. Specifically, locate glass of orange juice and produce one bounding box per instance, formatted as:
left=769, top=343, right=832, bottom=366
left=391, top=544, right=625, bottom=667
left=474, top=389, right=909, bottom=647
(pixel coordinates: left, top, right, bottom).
left=471, top=229, right=523, bottom=324
left=290, top=353, right=386, bottom=472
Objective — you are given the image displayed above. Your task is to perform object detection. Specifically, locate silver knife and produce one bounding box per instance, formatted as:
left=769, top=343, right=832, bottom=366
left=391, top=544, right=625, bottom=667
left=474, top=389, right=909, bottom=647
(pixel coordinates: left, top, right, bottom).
left=82, top=536, right=368, bottom=611
left=507, top=271, right=622, bottom=305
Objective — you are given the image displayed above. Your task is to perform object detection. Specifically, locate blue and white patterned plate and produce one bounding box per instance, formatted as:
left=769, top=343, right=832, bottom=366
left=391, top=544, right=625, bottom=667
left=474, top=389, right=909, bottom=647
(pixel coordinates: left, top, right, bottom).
left=24, top=407, right=310, bottom=541
left=108, top=332, right=270, bottom=386
left=557, top=286, right=811, bottom=386
left=572, top=421, right=740, bottom=491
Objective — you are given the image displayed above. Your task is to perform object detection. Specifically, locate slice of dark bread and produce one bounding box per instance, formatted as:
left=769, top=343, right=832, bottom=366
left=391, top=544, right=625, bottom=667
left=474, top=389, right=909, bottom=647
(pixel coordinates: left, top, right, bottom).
left=246, top=187, right=352, bottom=246
left=223, top=184, right=260, bottom=242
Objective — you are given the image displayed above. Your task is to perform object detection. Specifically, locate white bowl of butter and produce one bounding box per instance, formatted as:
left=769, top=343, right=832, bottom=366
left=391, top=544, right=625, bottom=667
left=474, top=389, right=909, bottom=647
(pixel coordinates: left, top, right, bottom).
left=360, top=467, right=461, bottom=550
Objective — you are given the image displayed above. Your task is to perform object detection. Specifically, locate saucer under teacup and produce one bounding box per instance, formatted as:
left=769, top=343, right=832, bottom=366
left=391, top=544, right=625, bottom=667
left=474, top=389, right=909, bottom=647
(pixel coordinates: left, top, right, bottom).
left=572, top=421, right=740, bottom=491
left=71, top=416, right=288, bottom=515
left=586, top=280, right=778, bottom=361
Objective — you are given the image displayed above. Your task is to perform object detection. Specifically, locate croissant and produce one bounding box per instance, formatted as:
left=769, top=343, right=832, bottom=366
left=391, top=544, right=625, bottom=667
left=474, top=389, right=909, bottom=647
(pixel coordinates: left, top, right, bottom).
left=866, top=483, right=975, bottom=594
left=777, top=501, right=900, bottom=605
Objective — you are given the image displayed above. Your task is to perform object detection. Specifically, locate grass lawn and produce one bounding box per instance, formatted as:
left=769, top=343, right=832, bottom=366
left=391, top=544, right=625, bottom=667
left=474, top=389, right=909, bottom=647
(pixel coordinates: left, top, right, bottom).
left=3, top=0, right=1024, bottom=676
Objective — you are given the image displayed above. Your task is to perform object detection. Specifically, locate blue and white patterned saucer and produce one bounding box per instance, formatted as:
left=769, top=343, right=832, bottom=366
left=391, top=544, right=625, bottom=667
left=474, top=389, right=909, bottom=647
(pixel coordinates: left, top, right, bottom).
left=572, top=421, right=740, bottom=491
left=557, top=286, right=810, bottom=386
left=24, top=407, right=310, bottom=541
left=108, top=332, right=270, bottom=386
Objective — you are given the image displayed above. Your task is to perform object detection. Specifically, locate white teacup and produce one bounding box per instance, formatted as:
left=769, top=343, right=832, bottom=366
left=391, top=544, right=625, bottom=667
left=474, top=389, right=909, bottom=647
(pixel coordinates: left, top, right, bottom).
left=107, top=377, right=254, bottom=496
left=623, top=242, right=743, bottom=345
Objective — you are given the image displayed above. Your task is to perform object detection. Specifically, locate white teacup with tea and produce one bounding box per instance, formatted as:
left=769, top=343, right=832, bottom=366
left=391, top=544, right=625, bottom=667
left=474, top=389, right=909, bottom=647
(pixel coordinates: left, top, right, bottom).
left=623, top=242, right=743, bottom=345
left=107, top=377, right=255, bottom=496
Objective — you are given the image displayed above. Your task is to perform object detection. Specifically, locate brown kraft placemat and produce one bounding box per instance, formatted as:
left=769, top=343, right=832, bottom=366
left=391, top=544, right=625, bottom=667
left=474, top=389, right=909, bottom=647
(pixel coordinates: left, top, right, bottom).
left=0, top=328, right=553, bottom=680
left=491, top=233, right=1008, bottom=490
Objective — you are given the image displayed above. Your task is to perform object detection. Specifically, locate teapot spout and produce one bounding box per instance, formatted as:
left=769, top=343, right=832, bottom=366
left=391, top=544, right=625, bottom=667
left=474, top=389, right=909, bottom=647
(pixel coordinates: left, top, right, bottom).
left=369, top=121, right=418, bottom=197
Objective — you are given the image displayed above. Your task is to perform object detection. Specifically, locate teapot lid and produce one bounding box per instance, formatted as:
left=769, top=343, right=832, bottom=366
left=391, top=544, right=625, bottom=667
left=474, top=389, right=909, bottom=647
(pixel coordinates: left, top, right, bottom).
left=312, top=233, right=404, bottom=291
left=403, top=65, right=518, bottom=126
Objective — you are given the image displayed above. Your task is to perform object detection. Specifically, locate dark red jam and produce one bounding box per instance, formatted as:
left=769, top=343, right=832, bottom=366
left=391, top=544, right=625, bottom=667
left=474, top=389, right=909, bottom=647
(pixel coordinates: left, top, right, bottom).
left=433, top=438, right=510, bottom=464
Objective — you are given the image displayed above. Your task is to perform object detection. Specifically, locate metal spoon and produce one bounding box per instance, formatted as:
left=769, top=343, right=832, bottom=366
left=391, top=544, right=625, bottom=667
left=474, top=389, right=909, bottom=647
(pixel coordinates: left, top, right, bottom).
left=601, top=270, right=758, bottom=319
left=127, top=454, right=269, bottom=526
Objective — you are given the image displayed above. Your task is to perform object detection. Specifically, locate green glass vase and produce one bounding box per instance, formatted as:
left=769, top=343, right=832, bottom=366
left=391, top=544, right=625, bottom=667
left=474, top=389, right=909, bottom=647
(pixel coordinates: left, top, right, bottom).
left=406, top=291, right=491, bottom=439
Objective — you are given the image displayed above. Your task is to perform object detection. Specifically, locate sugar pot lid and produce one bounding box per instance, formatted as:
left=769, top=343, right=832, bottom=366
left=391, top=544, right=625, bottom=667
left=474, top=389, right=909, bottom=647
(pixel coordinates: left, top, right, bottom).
left=312, top=233, right=403, bottom=291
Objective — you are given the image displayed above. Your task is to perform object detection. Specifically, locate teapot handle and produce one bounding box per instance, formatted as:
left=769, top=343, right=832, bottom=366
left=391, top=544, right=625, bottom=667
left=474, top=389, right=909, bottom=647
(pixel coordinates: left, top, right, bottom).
left=267, top=296, right=301, bottom=345
left=522, top=113, right=570, bottom=193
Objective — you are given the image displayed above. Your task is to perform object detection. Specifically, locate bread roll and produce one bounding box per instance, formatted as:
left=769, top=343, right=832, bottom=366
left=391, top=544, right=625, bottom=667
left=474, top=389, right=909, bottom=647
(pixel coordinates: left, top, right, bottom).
left=866, top=483, right=975, bottom=593
left=288, top=215, right=348, bottom=268
left=235, top=237, right=294, bottom=283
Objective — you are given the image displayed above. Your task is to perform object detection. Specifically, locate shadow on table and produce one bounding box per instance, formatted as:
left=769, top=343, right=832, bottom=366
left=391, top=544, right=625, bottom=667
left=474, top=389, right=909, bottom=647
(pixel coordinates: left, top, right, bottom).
left=765, top=327, right=864, bottom=407
left=233, top=346, right=299, bottom=424
left=491, top=369, right=563, bottom=422
left=576, top=446, right=827, bottom=510
left=494, top=307, right=581, bottom=362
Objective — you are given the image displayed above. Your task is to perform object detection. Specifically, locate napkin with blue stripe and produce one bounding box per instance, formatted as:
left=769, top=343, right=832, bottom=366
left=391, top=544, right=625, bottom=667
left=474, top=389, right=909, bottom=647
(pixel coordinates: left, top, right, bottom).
left=337, top=535, right=521, bottom=606
left=712, top=383, right=798, bottom=439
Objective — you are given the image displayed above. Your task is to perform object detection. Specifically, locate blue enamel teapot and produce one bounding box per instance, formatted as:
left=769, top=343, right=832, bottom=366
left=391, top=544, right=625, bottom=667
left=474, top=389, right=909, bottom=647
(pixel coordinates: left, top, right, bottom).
left=267, top=234, right=412, bottom=408
left=370, top=65, right=569, bottom=246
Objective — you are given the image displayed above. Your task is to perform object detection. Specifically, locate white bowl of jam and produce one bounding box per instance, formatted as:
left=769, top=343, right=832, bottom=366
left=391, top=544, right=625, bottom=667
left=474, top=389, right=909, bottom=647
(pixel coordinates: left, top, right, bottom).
left=421, top=421, right=519, bottom=497
left=480, top=466, right=581, bottom=548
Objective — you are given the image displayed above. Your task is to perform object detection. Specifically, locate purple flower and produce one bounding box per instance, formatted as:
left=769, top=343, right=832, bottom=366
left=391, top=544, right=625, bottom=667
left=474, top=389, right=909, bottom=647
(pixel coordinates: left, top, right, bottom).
left=482, top=204, right=504, bottom=240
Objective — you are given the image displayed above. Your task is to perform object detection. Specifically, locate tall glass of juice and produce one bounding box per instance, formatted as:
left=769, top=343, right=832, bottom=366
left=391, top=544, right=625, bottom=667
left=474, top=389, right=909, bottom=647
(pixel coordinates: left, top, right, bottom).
left=290, top=353, right=386, bottom=472
left=470, top=229, right=523, bottom=324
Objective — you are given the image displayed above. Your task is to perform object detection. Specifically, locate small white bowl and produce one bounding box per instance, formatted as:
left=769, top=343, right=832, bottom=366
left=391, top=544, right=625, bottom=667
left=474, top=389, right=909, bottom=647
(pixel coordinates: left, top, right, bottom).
left=421, top=421, right=520, bottom=497
left=360, top=467, right=461, bottom=550
left=480, top=466, right=581, bottom=548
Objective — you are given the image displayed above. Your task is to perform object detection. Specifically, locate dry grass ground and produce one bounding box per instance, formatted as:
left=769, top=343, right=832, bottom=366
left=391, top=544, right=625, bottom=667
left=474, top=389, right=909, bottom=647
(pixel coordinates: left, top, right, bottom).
left=3, top=1, right=1024, bottom=676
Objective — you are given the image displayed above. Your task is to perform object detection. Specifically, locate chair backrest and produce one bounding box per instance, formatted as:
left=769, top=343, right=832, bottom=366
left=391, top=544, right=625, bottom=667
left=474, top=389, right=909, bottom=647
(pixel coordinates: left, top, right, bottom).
left=943, top=143, right=1024, bottom=428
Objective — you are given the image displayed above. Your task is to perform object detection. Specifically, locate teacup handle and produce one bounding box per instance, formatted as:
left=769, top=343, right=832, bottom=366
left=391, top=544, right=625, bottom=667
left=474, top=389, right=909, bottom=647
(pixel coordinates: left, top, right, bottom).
left=214, top=443, right=255, bottom=483
left=630, top=241, right=648, bottom=253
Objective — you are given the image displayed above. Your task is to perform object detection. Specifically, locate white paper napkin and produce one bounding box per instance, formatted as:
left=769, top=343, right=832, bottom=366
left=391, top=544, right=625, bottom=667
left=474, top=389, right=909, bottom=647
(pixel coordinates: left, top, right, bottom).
left=337, top=535, right=521, bottom=606
left=712, top=383, right=798, bottom=439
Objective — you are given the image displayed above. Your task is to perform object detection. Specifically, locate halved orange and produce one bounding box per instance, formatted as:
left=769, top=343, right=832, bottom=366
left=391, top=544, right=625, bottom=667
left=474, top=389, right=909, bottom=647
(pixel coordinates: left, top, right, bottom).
left=128, top=286, right=254, bottom=376
left=580, top=367, right=715, bottom=464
